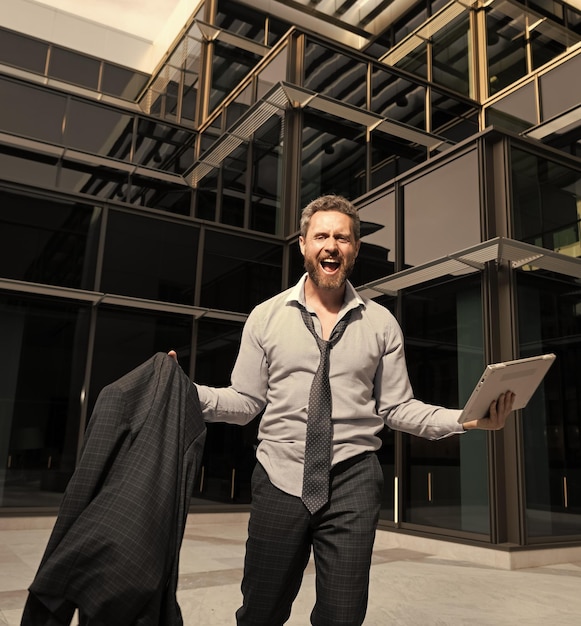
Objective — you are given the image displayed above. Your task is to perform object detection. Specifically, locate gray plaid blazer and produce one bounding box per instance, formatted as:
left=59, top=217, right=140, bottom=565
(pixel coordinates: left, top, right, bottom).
left=21, top=352, right=206, bottom=626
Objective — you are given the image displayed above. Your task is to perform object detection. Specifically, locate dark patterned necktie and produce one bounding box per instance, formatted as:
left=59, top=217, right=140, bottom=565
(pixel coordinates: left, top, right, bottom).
left=300, top=308, right=352, bottom=514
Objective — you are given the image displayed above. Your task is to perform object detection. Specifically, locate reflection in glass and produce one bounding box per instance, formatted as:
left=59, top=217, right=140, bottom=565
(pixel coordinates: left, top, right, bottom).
left=518, top=273, right=581, bottom=538
left=402, top=277, right=488, bottom=534
left=64, top=100, right=133, bottom=158
left=371, top=69, right=426, bottom=131
left=511, top=147, right=581, bottom=254
left=301, top=111, right=366, bottom=207
left=221, top=142, right=248, bottom=228
left=0, top=189, right=100, bottom=290
left=193, top=317, right=256, bottom=504
left=0, top=294, right=90, bottom=507
left=486, top=6, right=527, bottom=95
left=89, top=306, right=193, bottom=413
left=432, top=12, right=471, bottom=97
left=251, top=114, right=283, bottom=234
left=304, top=40, right=367, bottom=108
left=0, top=79, right=66, bottom=145
left=431, top=90, right=479, bottom=142
left=0, top=145, right=58, bottom=189
left=201, top=231, right=282, bottom=313
left=101, top=211, right=199, bottom=305
left=370, top=130, right=426, bottom=188
left=195, top=170, right=219, bottom=221
left=209, top=41, right=262, bottom=112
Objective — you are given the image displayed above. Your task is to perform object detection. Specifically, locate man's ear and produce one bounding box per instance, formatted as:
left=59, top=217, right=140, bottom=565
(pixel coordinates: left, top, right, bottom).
left=299, top=236, right=305, bottom=256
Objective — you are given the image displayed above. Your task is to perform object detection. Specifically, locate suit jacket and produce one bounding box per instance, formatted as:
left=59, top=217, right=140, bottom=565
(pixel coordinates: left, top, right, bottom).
left=21, top=353, right=206, bottom=626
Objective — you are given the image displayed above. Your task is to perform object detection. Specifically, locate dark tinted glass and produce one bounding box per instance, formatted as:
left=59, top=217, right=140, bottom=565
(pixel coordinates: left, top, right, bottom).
left=0, top=293, right=90, bottom=507
left=511, top=147, right=581, bottom=252
left=301, top=111, right=367, bottom=206
left=371, top=68, right=426, bottom=130
left=0, top=79, right=65, bottom=144
left=128, top=174, right=192, bottom=215
left=251, top=114, right=283, bottom=234
left=59, top=157, right=130, bottom=200
left=304, top=41, right=367, bottom=107
left=48, top=47, right=100, bottom=90
left=0, top=28, right=48, bottom=74
left=101, top=63, right=148, bottom=99
left=193, top=317, right=256, bottom=504
left=215, top=0, right=266, bottom=42
left=89, top=306, right=194, bottom=413
left=101, top=211, right=199, bottom=305
left=518, top=273, right=581, bottom=538
left=220, top=143, right=248, bottom=228
left=201, top=231, right=282, bottom=313
left=65, top=100, right=133, bottom=158
left=402, top=277, right=488, bottom=534
left=0, top=189, right=100, bottom=289
left=0, top=145, right=58, bottom=188
left=133, top=118, right=196, bottom=170
left=209, top=41, right=261, bottom=112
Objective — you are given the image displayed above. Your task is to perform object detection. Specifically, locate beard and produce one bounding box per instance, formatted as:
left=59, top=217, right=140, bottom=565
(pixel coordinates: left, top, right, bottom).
left=304, top=255, right=355, bottom=290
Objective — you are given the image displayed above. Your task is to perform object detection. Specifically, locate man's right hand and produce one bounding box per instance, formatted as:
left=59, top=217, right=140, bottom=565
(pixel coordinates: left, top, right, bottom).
left=168, top=350, right=178, bottom=362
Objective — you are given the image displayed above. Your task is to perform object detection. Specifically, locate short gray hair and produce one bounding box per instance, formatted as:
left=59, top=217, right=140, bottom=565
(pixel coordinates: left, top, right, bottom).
left=299, top=194, right=360, bottom=241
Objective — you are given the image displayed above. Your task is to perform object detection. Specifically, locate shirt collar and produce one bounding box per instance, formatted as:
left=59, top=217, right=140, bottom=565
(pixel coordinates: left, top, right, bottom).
left=285, top=273, right=365, bottom=314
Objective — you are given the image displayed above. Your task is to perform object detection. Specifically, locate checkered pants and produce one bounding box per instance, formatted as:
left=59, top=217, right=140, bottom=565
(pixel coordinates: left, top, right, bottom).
left=236, top=452, right=383, bottom=626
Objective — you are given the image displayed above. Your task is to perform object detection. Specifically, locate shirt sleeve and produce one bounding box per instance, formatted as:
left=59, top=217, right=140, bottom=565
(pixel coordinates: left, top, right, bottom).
left=195, top=309, right=268, bottom=425
left=374, top=315, right=464, bottom=440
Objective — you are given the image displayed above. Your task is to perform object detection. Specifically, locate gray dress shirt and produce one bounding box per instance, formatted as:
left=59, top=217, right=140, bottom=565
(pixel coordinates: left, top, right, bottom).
left=196, top=275, right=463, bottom=498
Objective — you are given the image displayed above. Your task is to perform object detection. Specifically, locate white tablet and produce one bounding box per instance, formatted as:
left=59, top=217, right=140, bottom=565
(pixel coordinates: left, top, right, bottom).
left=458, top=353, right=556, bottom=424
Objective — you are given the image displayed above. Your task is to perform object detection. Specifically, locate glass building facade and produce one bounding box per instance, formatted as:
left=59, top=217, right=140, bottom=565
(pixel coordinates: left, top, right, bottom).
left=1, top=0, right=580, bottom=552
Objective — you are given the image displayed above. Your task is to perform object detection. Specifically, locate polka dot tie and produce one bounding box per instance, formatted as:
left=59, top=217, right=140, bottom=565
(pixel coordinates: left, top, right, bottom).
left=300, top=308, right=352, bottom=515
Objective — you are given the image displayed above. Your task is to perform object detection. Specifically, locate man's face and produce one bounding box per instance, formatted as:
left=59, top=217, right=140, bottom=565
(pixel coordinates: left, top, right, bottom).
left=299, top=210, right=360, bottom=290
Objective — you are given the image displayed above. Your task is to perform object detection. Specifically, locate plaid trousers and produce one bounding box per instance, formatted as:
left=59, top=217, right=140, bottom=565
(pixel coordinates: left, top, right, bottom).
left=236, top=452, right=383, bottom=626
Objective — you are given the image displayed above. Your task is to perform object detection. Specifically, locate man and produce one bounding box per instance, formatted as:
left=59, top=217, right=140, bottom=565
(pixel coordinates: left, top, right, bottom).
left=170, top=194, right=514, bottom=626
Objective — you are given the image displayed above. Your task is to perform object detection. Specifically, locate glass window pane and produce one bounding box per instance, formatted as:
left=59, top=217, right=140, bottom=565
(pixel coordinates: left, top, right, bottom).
left=201, top=232, right=282, bottom=313
left=133, top=118, right=196, bottom=170
left=0, top=188, right=100, bottom=290
left=101, top=211, right=199, bottom=305
left=353, top=192, right=396, bottom=287
left=432, top=13, right=471, bottom=96
left=101, top=63, right=148, bottom=100
left=195, top=171, right=219, bottom=221
left=210, top=41, right=261, bottom=112
left=487, top=8, right=528, bottom=95
left=301, top=111, right=367, bottom=207
left=0, top=79, right=65, bottom=145
left=370, top=131, right=427, bottom=188
left=371, top=69, right=426, bottom=131
left=221, top=142, right=248, bottom=228
left=216, top=0, right=266, bottom=42
left=511, top=147, right=581, bottom=253
left=250, top=114, right=283, bottom=235
left=431, top=90, right=479, bottom=142
left=0, top=144, right=58, bottom=189
left=0, top=293, right=90, bottom=508
left=193, top=317, right=256, bottom=504
left=402, top=277, right=488, bottom=533
left=404, top=149, right=481, bottom=267
left=0, top=28, right=48, bottom=74
left=517, top=273, right=581, bottom=538
left=486, top=82, right=537, bottom=133
left=127, top=175, right=192, bottom=215
left=304, top=41, right=367, bottom=108
left=59, top=157, right=129, bottom=200
left=64, top=100, right=134, bottom=158
left=48, top=47, right=100, bottom=91
left=89, top=306, right=194, bottom=412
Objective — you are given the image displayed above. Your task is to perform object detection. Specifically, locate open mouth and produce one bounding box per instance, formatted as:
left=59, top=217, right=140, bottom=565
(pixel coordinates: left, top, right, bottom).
left=320, top=258, right=341, bottom=273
